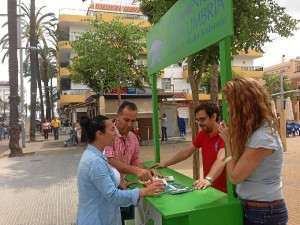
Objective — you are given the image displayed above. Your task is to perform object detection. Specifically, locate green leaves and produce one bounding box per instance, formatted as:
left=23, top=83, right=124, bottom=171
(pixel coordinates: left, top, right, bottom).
left=69, top=16, right=148, bottom=95
left=262, top=73, right=295, bottom=100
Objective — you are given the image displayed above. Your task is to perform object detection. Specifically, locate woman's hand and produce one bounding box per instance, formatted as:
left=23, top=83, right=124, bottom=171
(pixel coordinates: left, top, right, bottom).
left=139, top=182, right=165, bottom=197
left=150, top=162, right=167, bottom=169
left=219, top=120, right=229, bottom=143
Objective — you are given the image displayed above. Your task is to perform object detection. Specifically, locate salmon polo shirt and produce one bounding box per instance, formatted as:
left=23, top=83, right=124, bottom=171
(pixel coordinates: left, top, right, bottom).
left=192, top=130, right=227, bottom=193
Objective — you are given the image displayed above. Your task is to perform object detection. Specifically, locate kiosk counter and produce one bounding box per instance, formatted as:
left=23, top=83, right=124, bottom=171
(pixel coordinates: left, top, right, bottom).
left=126, top=162, right=243, bottom=225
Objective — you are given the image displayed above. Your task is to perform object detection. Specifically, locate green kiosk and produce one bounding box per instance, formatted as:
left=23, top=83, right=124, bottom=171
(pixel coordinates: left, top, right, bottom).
left=126, top=0, right=243, bottom=224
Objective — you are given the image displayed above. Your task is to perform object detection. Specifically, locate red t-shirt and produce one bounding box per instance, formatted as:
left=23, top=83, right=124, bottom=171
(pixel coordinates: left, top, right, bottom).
left=192, top=130, right=227, bottom=193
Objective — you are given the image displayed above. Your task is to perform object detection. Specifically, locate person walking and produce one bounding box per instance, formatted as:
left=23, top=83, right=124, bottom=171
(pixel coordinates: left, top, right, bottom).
left=0, top=124, right=4, bottom=141
left=160, top=113, right=168, bottom=141
left=219, top=77, right=288, bottom=225
left=153, top=103, right=227, bottom=193
left=104, top=101, right=161, bottom=225
left=41, top=119, right=50, bottom=140
left=50, top=117, right=61, bottom=140
left=77, top=115, right=164, bottom=225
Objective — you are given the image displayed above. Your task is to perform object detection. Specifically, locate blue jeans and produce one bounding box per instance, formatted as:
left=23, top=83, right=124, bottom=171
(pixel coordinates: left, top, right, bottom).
left=243, top=200, right=288, bottom=225
left=161, top=126, right=167, bottom=141
left=53, top=127, right=59, bottom=140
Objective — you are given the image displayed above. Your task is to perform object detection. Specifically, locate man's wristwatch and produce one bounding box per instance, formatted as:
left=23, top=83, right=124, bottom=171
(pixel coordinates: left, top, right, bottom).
left=204, top=176, right=213, bottom=184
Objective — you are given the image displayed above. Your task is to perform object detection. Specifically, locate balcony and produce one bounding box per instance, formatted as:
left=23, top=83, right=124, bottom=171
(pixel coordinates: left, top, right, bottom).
left=184, top=93, right=222, bottom=101
left=58, top=90, right=89, bottom=108
left=237, top=50, right=263, bottom=59
left=58, top=41, right=71, bottom=49
left=61, top=89, right=89, bottom=95
left=232, top=66, right=264, bottom=78
left=60, top=67, right=70, bottom=77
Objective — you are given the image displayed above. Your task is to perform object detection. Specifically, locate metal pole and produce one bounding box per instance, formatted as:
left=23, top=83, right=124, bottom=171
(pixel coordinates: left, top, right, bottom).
left=18, top=0, right=26, bottom=148
left=280, top=71, right=284, bottom=110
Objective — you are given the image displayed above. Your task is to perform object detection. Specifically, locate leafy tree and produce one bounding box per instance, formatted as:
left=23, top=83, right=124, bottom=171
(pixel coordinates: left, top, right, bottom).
left=262, top=73, right=295, bottom=100
left=7, top=0, right=23, bottom=156
left=200, top=70, right=240, bottom=94
left=69, top=16, right=149, bottom=104
left=140, top=0, right=299, bottom=179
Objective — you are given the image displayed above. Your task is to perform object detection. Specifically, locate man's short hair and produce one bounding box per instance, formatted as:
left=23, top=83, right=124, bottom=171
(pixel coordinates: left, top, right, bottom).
left=194, top=102, right=220, bottom=122
left=117, top=101, right=137, bottom=114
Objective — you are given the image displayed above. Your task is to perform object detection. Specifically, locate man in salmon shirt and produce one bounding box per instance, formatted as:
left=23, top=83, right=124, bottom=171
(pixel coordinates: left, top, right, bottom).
left=153, top=102, right=227, bottom=193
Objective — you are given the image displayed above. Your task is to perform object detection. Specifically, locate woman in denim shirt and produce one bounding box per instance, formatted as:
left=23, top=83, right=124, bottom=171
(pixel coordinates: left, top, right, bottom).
left=219, top=77, right=288, bottom=225
left=77, top=115, right=164, bottom=225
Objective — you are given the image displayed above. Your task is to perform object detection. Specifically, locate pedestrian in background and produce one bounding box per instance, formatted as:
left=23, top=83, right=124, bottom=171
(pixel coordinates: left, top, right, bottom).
left=77, top=115, right=164, bottom=225
left=0, top=124, right=4, bottom=141
left=41, top=119, right=50, bottom=140
left=160, top=113, right=167, bottom=141
left=219, top=77, right=288, bottom=225
left=50, top=117, right=61, bottom=140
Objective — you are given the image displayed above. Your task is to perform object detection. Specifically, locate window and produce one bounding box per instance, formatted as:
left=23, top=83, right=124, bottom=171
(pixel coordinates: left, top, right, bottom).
left=296, top=66, right=300, bottom=72
left=297, top=82, right=300, bottom=90
left=162, top=78, right=171, bottom=90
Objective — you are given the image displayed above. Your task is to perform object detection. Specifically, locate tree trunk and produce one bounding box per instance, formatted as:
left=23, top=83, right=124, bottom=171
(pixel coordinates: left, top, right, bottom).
left=44, top=80, right=51, bottom=120
left=29, top=0, right=37, bottom=141
left=50, top=78, right=54, bottom=119
left=36, top=58, right=45, bottom=121
left=7, top=0, right=23, bottom=157
left=42, top=61, right=51, bottom=120
left=117, top=75, right=122, bottom=106
left=210, top=64, right=219, bottom=106
left=187, top=56, right=200, bottom=180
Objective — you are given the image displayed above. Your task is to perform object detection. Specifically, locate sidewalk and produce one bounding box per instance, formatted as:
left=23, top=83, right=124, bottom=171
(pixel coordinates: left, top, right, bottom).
left=0, top=133, right=299, bottom=224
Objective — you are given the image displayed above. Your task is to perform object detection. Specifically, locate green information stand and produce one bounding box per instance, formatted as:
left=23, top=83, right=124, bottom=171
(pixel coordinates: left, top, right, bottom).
left=141, top=0, right=243, bottom=224
left=126, top=162, right=243, bottom=225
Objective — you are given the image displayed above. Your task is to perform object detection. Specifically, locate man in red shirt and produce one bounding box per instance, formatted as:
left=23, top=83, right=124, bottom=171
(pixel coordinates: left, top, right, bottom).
left=153, top=102, right=227, bottom=193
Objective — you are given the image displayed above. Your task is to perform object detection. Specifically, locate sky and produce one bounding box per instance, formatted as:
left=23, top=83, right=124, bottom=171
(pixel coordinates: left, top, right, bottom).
left=0, top=0, right=299, bottom=84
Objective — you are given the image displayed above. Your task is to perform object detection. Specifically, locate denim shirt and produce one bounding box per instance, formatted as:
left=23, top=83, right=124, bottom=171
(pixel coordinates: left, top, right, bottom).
left=77, top=144, right=140, bottom=225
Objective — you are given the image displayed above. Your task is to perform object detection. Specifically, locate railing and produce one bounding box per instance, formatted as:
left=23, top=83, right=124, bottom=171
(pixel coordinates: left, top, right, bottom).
left=241, top=66, right=263, bottom=71
left=61, top=89, right=89, bottom=95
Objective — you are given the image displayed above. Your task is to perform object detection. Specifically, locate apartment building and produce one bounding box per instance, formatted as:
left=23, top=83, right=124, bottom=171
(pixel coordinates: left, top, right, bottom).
left=57, top=2, right=151, bottom=123
left=0, top=81, right=10, bottom=122
left=264, top=55, right=300, bottom=122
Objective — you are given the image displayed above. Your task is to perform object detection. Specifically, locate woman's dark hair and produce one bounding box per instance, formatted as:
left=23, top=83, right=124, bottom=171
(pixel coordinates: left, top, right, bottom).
left=80, top=115, right=109, bottom=143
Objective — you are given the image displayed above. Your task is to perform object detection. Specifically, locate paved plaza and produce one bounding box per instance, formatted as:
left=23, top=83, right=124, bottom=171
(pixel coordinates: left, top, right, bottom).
left=0, top=132, right=299, bottom=225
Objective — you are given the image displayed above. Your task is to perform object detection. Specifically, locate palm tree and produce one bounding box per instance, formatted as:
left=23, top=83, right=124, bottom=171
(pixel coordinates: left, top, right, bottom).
left=7, top=0, right=23, bottom=156
left=28, top=0, right=38, bottom=141
left=38, top=43, right=57, bottom=120
left=1, top=2, right=57, bottom=140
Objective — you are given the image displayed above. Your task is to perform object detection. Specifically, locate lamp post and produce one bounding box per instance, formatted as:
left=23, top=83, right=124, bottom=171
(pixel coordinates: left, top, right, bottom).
left=279, top=70, right=287, bottom=152
left=18, top=0, right=26, bottom=148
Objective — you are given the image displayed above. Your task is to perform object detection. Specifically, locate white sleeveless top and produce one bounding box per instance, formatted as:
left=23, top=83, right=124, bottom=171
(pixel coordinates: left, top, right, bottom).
left=110, top=166, right=121, bottom=186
